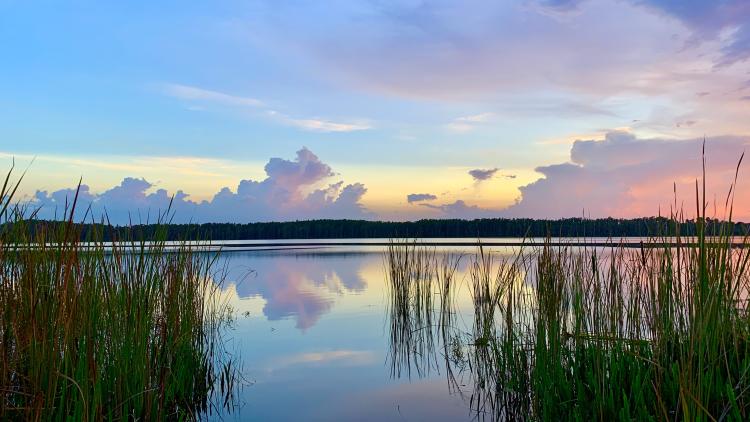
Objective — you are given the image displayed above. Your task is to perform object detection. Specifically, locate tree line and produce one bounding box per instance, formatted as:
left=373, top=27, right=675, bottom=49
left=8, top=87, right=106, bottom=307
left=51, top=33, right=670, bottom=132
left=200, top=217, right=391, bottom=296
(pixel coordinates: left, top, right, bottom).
left=13, top=217, right=749, bottom=241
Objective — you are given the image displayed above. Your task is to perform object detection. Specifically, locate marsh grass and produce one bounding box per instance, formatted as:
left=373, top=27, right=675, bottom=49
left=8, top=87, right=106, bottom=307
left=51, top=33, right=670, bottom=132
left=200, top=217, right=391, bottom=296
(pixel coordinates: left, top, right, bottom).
left=386, top=154, right=750, bottom=420
left=0, top=167, right=239, bottom=420
left=385, top=241, right=464, bottom=379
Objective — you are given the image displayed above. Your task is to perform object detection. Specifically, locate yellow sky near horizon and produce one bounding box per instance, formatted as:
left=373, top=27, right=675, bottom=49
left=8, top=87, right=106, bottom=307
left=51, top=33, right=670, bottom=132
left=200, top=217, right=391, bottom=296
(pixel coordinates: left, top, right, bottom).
left=2, top=152, right=540, bottom=220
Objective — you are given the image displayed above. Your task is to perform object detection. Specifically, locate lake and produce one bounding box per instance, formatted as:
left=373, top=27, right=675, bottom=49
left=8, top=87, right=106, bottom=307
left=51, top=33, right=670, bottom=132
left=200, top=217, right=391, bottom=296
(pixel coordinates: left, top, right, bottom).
left=213, top=241, right=510, bottom=421
left=211, top=236, right=750, bottom=421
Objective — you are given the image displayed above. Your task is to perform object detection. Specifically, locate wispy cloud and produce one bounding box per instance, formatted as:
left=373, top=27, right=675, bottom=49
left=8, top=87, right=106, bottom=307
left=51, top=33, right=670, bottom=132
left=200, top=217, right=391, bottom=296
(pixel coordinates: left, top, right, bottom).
left=163, top=83, right=372, bottom=133
left=163, top=84, right=264, bottom=107
left=267, top=111, right=371, bottom=133
left=446, top=112, right=494, bottom=132
left=289, top=118, right=371, bottom=133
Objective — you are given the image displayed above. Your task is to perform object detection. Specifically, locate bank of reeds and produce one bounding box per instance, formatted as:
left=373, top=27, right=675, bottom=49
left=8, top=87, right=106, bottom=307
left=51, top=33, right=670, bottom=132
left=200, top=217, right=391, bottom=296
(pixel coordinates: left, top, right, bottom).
left=386, top=157, right=750, bottom=420
left=385, top=242, right=463, bottom=379
left=0, top=168, right=239, bottom=420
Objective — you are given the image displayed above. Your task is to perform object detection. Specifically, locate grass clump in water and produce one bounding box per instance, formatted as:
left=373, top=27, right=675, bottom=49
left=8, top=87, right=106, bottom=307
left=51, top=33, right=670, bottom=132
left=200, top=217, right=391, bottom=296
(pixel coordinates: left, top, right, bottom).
left=386, top=153, right=750, bottom=420
left=0, top=167, right=239, bottom=420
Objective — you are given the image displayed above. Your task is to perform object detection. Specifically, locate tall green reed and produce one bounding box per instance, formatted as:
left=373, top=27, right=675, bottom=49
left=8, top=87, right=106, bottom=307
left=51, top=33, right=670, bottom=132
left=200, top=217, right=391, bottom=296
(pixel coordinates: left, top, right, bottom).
left=0, top=168, right=239, bottom=420
left=385, top=152, right=750, bottom=421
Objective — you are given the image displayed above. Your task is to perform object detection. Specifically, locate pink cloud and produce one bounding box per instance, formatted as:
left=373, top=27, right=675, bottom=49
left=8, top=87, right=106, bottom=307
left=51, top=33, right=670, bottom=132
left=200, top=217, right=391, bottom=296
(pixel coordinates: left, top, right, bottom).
left=227, top=254, right=368, bottom=330
left=504, top=131, right=750, bottom=220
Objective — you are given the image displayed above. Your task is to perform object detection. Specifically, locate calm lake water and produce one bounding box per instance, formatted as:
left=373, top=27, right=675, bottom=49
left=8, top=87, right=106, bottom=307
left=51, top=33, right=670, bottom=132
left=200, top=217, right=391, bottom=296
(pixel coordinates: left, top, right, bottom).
left=208, top=237, right=694, bottom=421
left=211, top=240, right=508, bottom=421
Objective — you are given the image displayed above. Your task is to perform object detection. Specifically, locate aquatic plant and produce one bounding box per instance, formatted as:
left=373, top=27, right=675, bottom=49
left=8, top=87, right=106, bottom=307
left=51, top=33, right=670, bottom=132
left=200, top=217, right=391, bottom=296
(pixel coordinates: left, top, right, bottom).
left=0, top=167, right=240, bottom=420
left=386, top=153, right=750, bottom=420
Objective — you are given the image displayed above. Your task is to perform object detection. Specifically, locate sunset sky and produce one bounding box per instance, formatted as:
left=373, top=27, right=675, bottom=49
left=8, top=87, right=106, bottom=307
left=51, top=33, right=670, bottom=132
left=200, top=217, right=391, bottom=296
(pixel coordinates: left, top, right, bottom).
left=1, top=0, right=749, bottom=223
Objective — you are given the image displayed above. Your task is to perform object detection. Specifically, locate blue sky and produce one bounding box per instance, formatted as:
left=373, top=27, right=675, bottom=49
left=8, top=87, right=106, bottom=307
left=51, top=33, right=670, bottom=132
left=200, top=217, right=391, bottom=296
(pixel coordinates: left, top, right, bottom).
left=1, top=0, right=749, bottom=222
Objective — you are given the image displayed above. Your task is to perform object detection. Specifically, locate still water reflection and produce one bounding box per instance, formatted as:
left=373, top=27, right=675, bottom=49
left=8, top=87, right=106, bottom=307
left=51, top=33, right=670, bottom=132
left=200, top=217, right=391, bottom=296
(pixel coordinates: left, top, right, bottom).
left=213, top=245, right=484, bottom=421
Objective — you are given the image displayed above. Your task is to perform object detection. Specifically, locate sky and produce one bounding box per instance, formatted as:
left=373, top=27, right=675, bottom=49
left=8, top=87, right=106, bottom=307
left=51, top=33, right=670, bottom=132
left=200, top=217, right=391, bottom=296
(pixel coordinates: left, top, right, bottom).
left=1, top=0, right=749, bottom=223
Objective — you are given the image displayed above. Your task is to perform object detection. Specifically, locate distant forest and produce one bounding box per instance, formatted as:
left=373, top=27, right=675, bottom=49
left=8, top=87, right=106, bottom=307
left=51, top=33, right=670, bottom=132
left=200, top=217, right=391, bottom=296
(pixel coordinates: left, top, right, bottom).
left=17, top=217, right=750, bottom=241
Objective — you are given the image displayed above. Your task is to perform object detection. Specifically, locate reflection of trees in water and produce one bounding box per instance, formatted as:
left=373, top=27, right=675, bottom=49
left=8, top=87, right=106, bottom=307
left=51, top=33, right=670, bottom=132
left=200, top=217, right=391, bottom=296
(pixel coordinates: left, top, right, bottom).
left=219, top=251, right=371, bottom=329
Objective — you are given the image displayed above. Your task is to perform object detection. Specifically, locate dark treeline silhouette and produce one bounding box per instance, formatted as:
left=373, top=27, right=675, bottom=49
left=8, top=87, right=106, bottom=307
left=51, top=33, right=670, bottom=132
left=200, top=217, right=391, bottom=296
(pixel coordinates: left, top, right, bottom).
left=14, top=217, right=749, bottom=241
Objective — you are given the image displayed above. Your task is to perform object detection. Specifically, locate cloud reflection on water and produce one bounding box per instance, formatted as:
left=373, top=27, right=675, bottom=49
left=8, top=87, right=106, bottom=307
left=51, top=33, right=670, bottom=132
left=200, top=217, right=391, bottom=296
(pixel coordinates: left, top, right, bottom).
left=220, top=251, right=372, bottom=330
left=265, top=350, right=376, bottom=372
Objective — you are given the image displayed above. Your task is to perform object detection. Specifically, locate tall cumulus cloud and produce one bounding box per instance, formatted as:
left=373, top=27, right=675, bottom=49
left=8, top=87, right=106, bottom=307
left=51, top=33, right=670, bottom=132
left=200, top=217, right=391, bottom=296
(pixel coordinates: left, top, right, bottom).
left=504, top=131, right=750, bottom=219
left=33, top=148, right=373, bottom=224
left=406, top=131, right=750, bottom=221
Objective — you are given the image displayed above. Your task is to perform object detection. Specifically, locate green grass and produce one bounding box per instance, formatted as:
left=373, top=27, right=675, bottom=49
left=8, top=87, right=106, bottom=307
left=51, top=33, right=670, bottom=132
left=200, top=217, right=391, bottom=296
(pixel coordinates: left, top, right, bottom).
left=0, top=167, right=239, bottom=420
left=386, top=155, right=750, bottom=420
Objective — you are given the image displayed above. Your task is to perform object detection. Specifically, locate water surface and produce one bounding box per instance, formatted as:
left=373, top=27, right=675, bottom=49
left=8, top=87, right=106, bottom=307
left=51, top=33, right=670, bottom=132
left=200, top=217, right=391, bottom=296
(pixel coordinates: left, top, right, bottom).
left=212, top=238, right=648, bottom=420
left=211, top=241, right=497, bottom=421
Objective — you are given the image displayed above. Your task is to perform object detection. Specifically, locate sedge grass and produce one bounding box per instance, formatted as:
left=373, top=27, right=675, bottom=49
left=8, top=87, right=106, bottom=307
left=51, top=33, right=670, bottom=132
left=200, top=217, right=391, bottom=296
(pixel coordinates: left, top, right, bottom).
left=0, top=168, right=239, bottom=420
left=385, top=154, right=750, bottom=420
